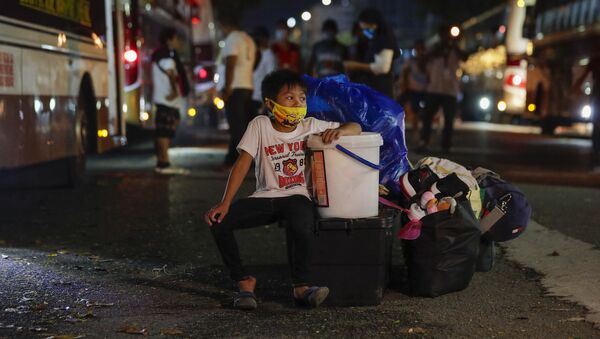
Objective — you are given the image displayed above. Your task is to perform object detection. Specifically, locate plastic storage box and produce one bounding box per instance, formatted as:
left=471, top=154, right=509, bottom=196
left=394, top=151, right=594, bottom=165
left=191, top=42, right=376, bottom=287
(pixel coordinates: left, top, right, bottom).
left=310, top=209, right=397, bottom=306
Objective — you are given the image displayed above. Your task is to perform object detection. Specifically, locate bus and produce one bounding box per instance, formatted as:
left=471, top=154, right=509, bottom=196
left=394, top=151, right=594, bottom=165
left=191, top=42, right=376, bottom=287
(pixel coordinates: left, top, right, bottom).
left=459, top=1, right=530, bottom=123
left=522, top=0, right=600, bottom=134
left=119, top=0, right=217, bottom=128
left=0, top=0, right=127, bottom=186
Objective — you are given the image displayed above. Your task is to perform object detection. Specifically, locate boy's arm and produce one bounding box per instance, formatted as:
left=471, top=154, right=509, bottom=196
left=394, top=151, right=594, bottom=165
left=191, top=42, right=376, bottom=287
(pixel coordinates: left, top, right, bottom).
left=205, top=151, right=253, bottom=225
left=321, top=122, right=362, bottom=144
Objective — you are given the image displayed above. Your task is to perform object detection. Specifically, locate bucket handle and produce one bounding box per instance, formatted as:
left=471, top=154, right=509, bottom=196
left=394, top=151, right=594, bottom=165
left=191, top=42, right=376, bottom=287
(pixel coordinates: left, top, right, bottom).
left=335, top=144, right=382, bottom=170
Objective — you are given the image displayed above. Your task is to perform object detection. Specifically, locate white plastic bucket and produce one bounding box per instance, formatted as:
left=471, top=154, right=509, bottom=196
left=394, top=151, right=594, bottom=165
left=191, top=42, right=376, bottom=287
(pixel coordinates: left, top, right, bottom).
left=307, top=132, right=383, bottom=219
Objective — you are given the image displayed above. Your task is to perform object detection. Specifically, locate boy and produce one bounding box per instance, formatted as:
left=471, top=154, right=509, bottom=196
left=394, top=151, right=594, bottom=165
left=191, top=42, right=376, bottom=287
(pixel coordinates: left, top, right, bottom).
left=205, top=70, right=361, bottom=310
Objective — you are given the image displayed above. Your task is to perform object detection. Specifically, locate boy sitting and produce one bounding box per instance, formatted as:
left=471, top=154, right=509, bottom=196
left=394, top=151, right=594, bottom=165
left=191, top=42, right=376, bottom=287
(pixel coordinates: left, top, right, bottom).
left=205, top=70, right=361, bottom=310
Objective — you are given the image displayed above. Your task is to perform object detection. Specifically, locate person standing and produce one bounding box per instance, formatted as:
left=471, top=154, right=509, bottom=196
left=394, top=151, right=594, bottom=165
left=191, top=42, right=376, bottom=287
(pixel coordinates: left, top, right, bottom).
left=251, top=26, right=277, bottom=116
left=271, top=19, right=301, bottom=72
left=419, top=25, right=467, bottom=153
left=151, top=27, right=190, bottom=174
left=343, top=8, right=399, bottom=98
left=398, top=40, right=428, bottom=145
left=219, top=14, right=257, bottom=168
left=307, top=19, right=348, bottom=78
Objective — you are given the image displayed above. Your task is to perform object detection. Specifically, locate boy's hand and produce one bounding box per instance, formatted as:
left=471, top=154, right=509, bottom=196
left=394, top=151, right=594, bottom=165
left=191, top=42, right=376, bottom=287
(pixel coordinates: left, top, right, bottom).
left=205, top=202, right=230, bottom=226
left=321, top=128, right=342, bottom=144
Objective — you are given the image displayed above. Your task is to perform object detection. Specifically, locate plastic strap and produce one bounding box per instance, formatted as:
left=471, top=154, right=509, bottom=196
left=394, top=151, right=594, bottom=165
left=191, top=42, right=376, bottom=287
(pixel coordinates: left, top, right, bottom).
left=335, top=144, right=382, bottom=170
left=379, top=197, right=410, bottom=213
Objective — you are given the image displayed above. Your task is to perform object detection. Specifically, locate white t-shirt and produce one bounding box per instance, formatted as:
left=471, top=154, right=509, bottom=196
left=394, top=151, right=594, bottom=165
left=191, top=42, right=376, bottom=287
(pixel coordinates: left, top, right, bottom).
left=222, top=30, right=256, bottom=90
left=237, top=115, right=340, bottom=199
left=152, top=58, right=182, bottom=109
left=252, top=48, right=277, bottom=101
left=426, top=49, right=462, bottom=97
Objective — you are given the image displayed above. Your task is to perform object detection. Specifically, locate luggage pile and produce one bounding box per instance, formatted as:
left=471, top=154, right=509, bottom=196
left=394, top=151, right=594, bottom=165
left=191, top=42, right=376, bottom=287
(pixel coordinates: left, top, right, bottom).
left=382, top=157, right=532, bottom=297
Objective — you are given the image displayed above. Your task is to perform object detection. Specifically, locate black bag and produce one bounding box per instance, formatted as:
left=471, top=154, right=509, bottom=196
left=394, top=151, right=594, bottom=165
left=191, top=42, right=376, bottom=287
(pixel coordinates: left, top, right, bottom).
left=403, top=201, right=480, bottom=297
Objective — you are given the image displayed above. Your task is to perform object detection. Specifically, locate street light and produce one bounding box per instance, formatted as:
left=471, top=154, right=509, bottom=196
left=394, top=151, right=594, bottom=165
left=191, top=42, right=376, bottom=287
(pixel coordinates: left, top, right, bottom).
left=287, top=17, right=296, bottom=28
left=322, top=0, right=332, bottom=5
left=450, top=26, right=461, bottom=37
left=301, top=11, right=312, bottom=21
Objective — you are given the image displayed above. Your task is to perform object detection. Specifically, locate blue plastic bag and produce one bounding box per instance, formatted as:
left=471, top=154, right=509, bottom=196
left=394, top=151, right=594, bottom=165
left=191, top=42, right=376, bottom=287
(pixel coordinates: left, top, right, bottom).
left=304, top=74, right=410, bottom=195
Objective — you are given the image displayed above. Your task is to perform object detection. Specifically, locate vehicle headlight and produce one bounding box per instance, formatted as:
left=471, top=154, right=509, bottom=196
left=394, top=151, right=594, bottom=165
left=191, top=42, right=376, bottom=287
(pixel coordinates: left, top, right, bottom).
left=581, top=105, right=592, bottom=120
left=479, top=97, right=491, bottom=110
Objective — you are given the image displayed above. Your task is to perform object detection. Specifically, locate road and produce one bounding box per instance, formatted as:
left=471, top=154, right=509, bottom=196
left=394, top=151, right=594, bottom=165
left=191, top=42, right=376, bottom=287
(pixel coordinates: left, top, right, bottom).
left=0, top=122, right=599, bottom=338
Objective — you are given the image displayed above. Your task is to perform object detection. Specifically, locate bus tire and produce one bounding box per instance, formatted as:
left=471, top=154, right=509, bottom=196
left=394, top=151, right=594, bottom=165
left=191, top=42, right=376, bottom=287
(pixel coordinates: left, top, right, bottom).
left=68, top=75, right=96, bottom=186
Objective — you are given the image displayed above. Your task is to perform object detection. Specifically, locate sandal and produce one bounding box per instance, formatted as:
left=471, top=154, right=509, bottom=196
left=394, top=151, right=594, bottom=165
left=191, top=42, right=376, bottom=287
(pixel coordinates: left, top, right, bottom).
left=294, top=286, right=329, bottom=308
left=233, top=291, right=257, bottom=310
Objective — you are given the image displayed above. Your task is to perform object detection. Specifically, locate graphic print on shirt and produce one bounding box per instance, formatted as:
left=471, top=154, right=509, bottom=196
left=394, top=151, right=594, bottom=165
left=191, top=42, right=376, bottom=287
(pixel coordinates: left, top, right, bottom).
left=263, top=140, right=306, bottom=189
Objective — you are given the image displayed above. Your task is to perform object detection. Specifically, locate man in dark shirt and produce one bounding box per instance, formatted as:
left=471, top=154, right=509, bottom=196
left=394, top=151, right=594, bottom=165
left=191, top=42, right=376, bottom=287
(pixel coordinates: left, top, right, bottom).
left=307, top=19, right=348, bottom=78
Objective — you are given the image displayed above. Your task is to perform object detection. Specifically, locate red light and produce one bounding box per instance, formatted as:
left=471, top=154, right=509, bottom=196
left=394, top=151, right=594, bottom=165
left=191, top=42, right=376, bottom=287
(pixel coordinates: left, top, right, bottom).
left=124, top=50, right=138, bottom=63
left=499, top=25, right=506, bottom=34
left=199, top=68, right=208, bottom=79
left=191, top=16, right=200, bottom=25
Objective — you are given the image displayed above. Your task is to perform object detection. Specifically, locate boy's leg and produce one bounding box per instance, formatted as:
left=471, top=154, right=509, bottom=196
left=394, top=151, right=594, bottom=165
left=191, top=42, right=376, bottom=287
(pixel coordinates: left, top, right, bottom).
left=440, top=95, right=457, bottom=152
left=276, top=195, right=316, bottom=287
left=224, top=89, right=253, bottom=166
left=420, top=93, right=441, bottom=150
left=210, top=198, right=277, bottom=282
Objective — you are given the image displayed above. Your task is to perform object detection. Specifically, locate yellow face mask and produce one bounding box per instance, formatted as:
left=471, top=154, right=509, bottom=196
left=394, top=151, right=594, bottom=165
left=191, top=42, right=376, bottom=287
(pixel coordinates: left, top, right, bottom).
left=267, top=99, right=307, bottom=127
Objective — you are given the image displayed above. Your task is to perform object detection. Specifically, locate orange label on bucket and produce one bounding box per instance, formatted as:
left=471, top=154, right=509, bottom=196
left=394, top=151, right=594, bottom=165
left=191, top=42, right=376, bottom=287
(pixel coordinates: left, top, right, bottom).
left=311, top=150, right=329, bottom=207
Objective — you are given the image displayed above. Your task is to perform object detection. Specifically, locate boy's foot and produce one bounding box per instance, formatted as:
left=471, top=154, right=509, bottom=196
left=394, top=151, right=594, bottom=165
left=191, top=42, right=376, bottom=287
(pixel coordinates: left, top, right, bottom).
left=293, top=286, right=329, bottom=308
left=233, top=276, right=257, bottom=310
left=233, top=291, right=257, bottom=310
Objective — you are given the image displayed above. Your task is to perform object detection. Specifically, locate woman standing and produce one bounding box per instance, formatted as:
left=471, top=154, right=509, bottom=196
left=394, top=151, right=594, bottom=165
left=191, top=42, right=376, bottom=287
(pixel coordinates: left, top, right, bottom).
left=343, top=8, right=399, bottom=98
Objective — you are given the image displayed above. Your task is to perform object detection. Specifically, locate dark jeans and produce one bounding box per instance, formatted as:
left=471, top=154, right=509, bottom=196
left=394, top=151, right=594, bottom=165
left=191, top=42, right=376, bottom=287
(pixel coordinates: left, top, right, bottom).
left=210, top=195, right=316, bottom=286
left=224, top=89, right=254, bottom=166
left=420, top=93, right=457, bottom=150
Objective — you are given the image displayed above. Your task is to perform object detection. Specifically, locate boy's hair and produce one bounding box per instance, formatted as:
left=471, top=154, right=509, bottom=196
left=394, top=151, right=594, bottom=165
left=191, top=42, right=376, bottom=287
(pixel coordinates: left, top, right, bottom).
left=159, top=27, right=177, bottom=45
left=261, top=69, right=307, bottom=101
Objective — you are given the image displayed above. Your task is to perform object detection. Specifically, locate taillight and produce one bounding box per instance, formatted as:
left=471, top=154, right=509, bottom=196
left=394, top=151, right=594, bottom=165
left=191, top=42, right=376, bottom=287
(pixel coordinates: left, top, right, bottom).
left=124, top=50, right=138, bottom=63
left=199, top=68, right=208, bottom=79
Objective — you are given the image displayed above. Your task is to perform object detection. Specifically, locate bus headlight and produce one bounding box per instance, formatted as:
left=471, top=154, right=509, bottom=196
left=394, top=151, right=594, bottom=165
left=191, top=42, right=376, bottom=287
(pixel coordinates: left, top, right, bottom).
left=479, top=97, right=491, bottom=110
left=581, top=105, right=592, bottom=120
left=187, top=107, right=197, bottom=117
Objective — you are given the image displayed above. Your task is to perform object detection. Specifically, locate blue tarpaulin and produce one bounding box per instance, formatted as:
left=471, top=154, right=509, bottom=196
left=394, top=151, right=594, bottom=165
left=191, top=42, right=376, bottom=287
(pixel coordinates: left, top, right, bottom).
left=304, top=74, right=410, bottom=194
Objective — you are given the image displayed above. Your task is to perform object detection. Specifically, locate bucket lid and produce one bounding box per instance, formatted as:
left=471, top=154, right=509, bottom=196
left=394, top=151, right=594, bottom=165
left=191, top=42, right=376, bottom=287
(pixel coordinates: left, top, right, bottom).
left=307, top=132, right=383, bottom=149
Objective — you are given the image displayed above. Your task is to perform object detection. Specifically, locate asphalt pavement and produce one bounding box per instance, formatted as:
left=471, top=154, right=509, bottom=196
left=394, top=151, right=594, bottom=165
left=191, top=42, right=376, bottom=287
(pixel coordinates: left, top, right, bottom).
left=0, top=124, right=599, bottom=338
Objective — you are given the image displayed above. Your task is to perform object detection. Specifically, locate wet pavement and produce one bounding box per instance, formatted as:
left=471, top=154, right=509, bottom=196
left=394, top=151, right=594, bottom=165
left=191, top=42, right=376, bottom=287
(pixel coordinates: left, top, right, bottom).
left=0, top=125, right=599, bottom=338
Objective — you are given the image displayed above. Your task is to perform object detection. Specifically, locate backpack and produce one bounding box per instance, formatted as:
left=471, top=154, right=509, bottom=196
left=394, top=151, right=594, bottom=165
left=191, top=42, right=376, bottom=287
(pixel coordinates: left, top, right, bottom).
left=399, top=157, right=481, bottom=218
left=471, top=167, right=531, bottom=242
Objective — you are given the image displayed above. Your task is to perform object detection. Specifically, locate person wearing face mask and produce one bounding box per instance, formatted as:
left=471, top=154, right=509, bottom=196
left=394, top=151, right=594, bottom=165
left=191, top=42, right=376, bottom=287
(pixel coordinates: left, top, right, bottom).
left=271, top=19, right=301, bottom=72
left=307, top=19, right=348, bottom=78
left=205, top=69, right=361, bottom=310
left=343, top=8, right=399, bottom=98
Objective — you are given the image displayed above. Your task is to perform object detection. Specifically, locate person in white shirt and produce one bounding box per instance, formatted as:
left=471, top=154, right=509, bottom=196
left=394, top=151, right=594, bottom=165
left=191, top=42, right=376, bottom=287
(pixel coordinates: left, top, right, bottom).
left=250, top=26, right=277, bottom=116
left=205, top=70, right=361, bottom=310
left=219, top=14, right=257, bottom=168
left=151, top=27, right=190, bottom=174
left=419, top=25, right=467, bottom=153
left=343, top=8, right=399, bottom=98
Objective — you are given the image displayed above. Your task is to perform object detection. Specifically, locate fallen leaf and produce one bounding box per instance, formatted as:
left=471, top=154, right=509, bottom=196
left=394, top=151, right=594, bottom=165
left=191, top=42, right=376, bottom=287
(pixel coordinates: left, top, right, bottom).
left=32, top=303, right=48, bottom=311
left=57, top=250, right=69, bottom=255
left=118, top=324, right=147, bottom=335
left=47, top=253, right=58, bottom=257
left=405, top=327, right=426, bottom=334
left=75, top=311, right=95, bottom=319
left=86, top=301, right=114, bottom=308
left=29, top=327, right=48, bottom=332
left=160, top=328, right=184, bottom=336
